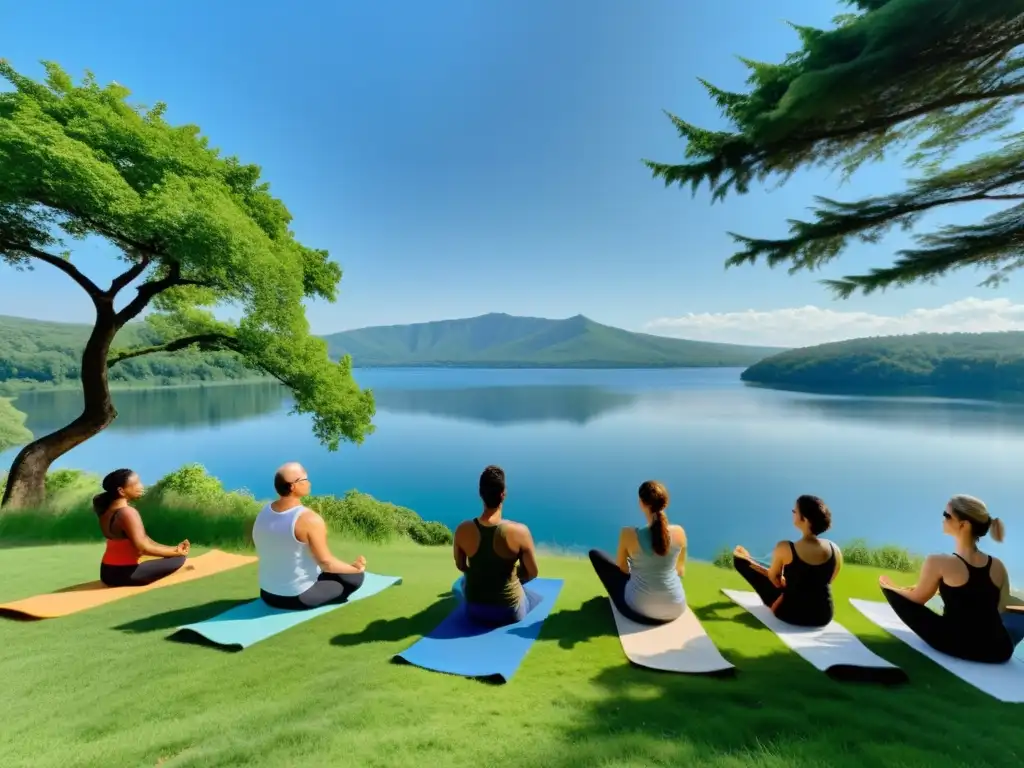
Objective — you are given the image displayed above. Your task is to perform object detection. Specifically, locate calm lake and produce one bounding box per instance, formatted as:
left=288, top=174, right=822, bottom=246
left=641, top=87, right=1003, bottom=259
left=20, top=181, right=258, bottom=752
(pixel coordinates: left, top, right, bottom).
left=5, top=368, right=1024, bottom=572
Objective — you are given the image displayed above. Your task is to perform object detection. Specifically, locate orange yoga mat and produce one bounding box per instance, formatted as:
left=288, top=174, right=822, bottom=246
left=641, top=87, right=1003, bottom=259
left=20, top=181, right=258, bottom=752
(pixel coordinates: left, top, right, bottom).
left=0, top=550, right=257, bottom=619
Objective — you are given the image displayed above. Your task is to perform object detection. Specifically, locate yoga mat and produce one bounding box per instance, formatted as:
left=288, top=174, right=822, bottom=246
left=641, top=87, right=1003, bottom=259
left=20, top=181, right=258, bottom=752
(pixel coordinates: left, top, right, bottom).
left=0, top=550, right=256, bottom=620
left=394, top=577, right=563, bottom=683
left=610, top=602, right=734, bottom=674
left=723, top=589, right=907, bottom=684
left=174, top=573, right=402, bottom=650
left=851, top=598, right=1024, bottom=702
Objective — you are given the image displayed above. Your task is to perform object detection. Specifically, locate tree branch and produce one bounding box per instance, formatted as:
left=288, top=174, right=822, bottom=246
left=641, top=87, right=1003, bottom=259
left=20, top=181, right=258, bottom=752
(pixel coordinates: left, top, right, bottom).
left=108, top=331, right=240, bottom=365
left=107, top=254, right=152, bottom=296
left=115, top=261, right=181, bottom=326
left=0, top=240, right=105, bottom=300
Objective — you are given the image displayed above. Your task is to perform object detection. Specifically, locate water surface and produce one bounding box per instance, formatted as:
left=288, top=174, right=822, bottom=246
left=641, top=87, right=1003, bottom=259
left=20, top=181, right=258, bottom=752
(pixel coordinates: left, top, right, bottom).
left=6, top=369, right=1022, bottom=572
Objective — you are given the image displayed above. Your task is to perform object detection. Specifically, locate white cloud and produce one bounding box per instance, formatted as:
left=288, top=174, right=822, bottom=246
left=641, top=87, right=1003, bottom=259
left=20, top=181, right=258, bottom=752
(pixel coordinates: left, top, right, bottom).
left=644, top=298, right=1024, bottom=348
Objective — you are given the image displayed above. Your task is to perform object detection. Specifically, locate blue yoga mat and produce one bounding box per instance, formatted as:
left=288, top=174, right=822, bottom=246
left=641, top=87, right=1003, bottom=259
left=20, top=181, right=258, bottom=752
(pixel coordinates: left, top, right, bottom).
left=173, top=572, right=402, bottom=650
left=394, top=577, right=563, bottom=682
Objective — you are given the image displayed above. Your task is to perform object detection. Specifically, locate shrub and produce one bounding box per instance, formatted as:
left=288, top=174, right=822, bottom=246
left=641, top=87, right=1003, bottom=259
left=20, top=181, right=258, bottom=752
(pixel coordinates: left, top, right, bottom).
left=0, top=463, right=453, bottom=549
left=710, top=539, right=921, bottom=574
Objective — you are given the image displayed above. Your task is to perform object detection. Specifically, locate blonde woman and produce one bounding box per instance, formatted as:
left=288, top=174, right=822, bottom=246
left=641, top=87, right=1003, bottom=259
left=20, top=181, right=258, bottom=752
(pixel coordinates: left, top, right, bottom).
left=879, top=494, right=1017, bottom=664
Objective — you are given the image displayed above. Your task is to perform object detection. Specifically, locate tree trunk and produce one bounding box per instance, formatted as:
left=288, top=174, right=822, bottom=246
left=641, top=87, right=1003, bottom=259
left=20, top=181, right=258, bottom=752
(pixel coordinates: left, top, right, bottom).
left=1, top=308, right=119, bottom=510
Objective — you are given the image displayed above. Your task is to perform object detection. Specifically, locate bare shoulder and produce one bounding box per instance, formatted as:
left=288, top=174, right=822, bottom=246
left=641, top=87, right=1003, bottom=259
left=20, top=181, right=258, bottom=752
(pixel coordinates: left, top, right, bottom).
left=775, top=540, right=793, bottom=560
left=296, top=507, right=325, bottom=531
left=507, top=520, right=533, bottom=540
left=990, top=555, right=1009, bottom=579
left=670, top=524, right=686, bottom=542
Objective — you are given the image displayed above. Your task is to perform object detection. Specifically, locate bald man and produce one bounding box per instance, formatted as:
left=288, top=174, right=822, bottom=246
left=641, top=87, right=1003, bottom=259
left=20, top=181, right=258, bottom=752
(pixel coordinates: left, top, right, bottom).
left=251, top=462, right=367, bottom=610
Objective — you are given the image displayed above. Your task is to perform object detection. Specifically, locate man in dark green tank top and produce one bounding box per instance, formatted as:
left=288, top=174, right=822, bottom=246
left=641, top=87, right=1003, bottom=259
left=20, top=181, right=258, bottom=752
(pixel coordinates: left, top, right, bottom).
left=453, top=465, right=541, bottom=626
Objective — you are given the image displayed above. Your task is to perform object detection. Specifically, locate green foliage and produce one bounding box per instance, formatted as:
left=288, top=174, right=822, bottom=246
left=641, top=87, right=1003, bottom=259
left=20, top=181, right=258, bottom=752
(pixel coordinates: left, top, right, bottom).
left=0, top=463, right=452, bottom=548
left=0, top=396, right=31, bottom=452
left=742, top=331, right=1024, bottom=395
left=0, top=314, right=264, bottom=392
left=843, top=538, right=924, bottom=572
left=646, top=0, right=1024, bottom=296
left=0, top=60, right=374, bottom=451
left=305, top=490, right=453, bottom=546
left=712, top=541, right=921, bottom=573
left=324, top=312, right=782, bottom=368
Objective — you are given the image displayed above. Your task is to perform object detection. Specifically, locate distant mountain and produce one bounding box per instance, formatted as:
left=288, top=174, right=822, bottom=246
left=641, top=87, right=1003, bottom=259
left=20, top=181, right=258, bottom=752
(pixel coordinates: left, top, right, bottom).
left=322, top=313, right=782, bottom=368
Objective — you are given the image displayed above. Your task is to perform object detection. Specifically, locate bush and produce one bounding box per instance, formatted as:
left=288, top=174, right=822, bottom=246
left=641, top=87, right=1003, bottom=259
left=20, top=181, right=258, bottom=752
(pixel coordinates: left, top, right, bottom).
left=0, top=463, right=453, bottom=549
left=710, top=540, right=921, bottom=574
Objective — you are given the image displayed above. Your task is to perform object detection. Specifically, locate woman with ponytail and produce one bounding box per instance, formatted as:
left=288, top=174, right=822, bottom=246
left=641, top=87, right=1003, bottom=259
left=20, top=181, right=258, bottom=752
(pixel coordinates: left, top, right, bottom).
left=732, top=495, right=842, bottom=627
left=94, top=469, right=189, bottom=587
left=588, top=481, right=687, bottom=624
left=879, top=494, right=1021, bottom=663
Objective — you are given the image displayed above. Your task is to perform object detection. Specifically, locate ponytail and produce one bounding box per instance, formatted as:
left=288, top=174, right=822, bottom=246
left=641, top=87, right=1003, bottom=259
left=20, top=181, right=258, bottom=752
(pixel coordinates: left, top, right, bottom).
left=990, top=517, right=1006, bottom=543
left=638, top=480, right=671, bottom=556
left=92, top=491, right=116, bottom=516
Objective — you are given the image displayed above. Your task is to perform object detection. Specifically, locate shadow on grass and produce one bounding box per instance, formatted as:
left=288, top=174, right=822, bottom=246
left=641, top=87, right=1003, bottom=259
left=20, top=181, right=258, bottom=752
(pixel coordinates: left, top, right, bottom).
left=543, top=592, right=1024, bottom=768
left=530, top=595, right=617, bottom=649
left=330, top=595, right=457, bottom=648
left=113, top=599, right=251, bottom=634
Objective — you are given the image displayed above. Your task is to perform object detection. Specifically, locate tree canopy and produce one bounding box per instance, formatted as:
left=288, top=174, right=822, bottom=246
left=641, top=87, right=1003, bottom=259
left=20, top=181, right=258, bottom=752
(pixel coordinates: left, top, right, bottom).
left=0, top=60, right=375, bottom=505
left=742, top=331, right=1024, bottom=396
left=645, top=0, right=1024, bottom=297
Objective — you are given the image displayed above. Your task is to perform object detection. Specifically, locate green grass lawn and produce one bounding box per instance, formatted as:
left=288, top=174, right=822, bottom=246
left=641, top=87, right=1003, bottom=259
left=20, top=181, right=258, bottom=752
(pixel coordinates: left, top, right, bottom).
left=0, top=542, right=1020, bottom=768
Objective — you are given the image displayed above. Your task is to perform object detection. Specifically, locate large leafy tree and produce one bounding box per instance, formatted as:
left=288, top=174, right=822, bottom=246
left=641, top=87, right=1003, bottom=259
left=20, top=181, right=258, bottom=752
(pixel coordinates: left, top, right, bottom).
left=0, top=61, right=375, bottom=508
left=646, top=0, right=1024, bottom=297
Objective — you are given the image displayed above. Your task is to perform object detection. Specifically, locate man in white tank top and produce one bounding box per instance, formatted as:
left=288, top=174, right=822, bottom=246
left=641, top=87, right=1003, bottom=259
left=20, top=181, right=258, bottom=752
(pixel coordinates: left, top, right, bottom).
left=251, top=462, right=368, bottom=610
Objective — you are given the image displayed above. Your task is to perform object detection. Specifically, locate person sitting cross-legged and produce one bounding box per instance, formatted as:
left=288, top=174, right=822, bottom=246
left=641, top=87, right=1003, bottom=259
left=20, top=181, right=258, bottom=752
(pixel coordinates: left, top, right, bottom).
left=452, top=465, right=541, bottom=627
left=252, top=462, right=367, bottom=610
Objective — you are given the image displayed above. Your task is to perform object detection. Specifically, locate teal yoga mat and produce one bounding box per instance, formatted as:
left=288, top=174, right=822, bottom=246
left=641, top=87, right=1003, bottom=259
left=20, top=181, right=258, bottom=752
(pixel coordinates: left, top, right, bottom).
left=172, top=573, right=402, bottom=650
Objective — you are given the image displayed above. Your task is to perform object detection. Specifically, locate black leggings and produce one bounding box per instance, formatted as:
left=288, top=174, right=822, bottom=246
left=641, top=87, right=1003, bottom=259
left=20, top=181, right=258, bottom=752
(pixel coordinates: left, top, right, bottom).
left=883, top=587, right=1014, bottom=664
left=100, top=556, right=187, bottom=587
left=733, top=556, right=832, bottom=628
left=588, top=549, right=669, bottom=626
left=261, top=571, right=365, bottom=611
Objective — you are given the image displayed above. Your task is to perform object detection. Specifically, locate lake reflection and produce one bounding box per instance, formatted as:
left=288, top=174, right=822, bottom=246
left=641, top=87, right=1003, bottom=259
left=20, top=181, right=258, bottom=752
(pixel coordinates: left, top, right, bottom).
left=5, top=369, right=1023, bottom=571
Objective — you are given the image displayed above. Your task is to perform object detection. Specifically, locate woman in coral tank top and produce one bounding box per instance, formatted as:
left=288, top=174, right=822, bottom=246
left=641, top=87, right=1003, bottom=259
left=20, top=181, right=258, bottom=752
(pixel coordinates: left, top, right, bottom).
left=94, top=469, right=189, bottom=587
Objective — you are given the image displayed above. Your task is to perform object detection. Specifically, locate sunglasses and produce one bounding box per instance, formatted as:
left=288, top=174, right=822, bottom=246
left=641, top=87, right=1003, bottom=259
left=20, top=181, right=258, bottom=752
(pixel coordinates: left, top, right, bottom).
left=942, top=511, right=953, bottom=520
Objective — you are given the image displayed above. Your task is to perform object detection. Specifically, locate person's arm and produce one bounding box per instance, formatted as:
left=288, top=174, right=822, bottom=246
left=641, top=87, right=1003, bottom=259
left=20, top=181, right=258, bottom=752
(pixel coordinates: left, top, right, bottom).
left=453, top=522, right=469, bottom=573
left=119, top=508, right=188, bottom=558
left=299, top=511, right=365, bottom=575
left=880, top=555, right=943, bottom=604
left=830, top=544, right=843, bottom=584
left=996, top=559, right=1011, bottom=613
left=766, top=541, right=791, bottom=588
left=514, top=524, right=539, bottom=584
left=675, top=527, right=687, bottom=578
left=615, top=527, right=634, bottom=574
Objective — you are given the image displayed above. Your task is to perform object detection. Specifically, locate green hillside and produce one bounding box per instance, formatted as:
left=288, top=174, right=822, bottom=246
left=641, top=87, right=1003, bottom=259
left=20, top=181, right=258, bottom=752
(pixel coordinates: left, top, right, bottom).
left=323, top=313, right=781, bottom=368
left=0, top=315, right=262, bottom=393
left=742, top=332, right=1024, bottom=397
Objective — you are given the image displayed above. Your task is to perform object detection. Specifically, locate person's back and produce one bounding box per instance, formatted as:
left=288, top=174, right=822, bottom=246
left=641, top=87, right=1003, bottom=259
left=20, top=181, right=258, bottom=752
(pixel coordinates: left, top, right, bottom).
left=252, top=501, right=321, bottom=597
left=253, top=463, right=367, bottom=611
left=879, top=494, right=1014, bottom=664
left=454, top=465, right=541, bottom=626
left=625, top=525, right=685, bottom=621
left=778, top=539, right=835, bottom=626
left=463, top=519, right=523, bottom=608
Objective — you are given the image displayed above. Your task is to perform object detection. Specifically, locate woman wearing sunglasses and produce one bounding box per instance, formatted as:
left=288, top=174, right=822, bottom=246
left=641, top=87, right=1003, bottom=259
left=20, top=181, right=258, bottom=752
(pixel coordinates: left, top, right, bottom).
left=879, top=494, right=1021, bottom=664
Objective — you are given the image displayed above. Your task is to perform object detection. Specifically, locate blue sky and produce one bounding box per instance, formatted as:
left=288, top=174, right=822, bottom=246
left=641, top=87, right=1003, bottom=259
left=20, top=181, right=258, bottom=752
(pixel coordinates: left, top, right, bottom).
left=1, top=0, right=1021, bottom=345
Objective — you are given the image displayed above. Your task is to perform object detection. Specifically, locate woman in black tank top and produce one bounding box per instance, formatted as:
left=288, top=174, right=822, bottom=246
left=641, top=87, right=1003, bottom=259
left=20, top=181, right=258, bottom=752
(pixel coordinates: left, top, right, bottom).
left=879, top=494, right=1017, bottom=664
left=732, top=495, right=842, bottom=627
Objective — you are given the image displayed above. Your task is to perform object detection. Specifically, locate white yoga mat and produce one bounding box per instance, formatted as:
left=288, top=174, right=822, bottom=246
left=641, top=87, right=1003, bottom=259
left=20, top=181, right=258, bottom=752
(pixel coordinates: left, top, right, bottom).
left=610, top=602, right=734, bottom=674
left=723, top=589, right=906, bottom=683
left=850, top=598, right=1024, bottom=703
